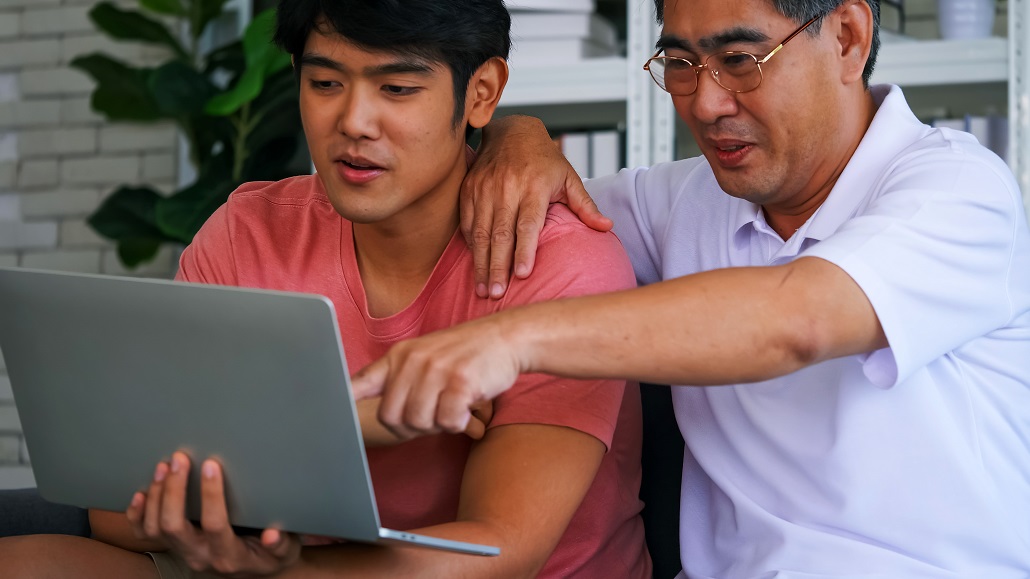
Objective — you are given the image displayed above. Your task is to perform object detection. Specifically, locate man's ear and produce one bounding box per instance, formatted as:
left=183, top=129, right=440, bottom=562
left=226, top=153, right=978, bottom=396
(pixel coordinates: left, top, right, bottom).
left=835, top=0, right=874, bottom=85
left=466, top=57, right=509, bottom=129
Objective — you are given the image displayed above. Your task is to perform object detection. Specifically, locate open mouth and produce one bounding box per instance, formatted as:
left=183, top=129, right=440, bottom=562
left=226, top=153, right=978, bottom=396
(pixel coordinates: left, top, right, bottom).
left=341, top=159, right=382, bottom=171
left=335, top=158, right=386, bottom=184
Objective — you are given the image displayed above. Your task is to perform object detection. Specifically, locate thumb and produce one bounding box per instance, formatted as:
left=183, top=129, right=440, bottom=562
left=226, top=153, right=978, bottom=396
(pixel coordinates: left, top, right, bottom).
left=351, top=360, right=388, bottom=400
left=563, top=175, right=613, bottom=232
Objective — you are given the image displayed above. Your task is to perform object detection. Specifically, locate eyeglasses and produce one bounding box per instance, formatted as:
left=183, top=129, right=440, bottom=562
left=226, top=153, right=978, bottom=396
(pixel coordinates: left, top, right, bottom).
left=643, top=15, right=821, bottom=96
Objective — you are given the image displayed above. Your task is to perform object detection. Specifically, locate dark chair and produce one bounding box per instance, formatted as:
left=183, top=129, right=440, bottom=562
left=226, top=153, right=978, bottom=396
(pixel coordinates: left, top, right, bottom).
left=0, top=488, right=90, bottom=538
left=638, top=383, right=684, bottom=579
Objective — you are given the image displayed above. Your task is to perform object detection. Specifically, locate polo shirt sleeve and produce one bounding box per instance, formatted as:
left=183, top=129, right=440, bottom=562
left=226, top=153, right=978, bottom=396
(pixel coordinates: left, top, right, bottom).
left=800, top=141, right=1025, bottom=387
left=488, top=206, right=638, bottom=449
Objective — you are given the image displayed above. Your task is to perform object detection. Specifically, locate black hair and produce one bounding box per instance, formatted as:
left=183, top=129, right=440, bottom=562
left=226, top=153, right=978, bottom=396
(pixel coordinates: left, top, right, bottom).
left=654, top=0, right=880, bottom=87
left=274, top=0, right=511, bottom=128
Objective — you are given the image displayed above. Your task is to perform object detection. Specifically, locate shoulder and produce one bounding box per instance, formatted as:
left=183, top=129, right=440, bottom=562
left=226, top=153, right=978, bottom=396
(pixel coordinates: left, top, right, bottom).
left=871, top=128, right=1024, bottom=221
left=503, top=205, right=636, bottom=303
left=226, top=174, right=335, bottom=215
left=586, top=156, right=726, bottom=217
left=213, top=175, right=340, bottom=243
left=178, top=175, right=339, bottom=285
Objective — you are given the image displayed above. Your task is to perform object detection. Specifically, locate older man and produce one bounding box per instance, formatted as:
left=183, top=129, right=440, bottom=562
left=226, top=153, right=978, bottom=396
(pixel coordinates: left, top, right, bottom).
left=354, top=0, right=1030, bottom=576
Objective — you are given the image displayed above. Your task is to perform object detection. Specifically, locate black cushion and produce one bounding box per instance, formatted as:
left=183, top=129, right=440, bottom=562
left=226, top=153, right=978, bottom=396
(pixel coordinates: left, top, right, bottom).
left=638, top=384, right=684, bottom=579
left=0, top=488, right=91, bottom=538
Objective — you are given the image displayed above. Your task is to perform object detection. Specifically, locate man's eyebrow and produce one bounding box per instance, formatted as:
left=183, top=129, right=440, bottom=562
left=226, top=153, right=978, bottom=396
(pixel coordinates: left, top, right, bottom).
left=297, top=53, right=435, bottom=76
left=298, top=54, right=344, bottom=73
left=656, top=27, right=771, bottom=54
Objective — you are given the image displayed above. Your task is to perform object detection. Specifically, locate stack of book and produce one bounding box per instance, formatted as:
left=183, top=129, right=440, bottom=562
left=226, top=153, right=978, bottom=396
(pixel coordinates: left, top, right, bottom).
left=507, top=0, right=619, bottom=68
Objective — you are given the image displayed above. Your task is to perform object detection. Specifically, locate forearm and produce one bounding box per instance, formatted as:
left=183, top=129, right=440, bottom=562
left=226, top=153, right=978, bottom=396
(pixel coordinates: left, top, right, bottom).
left=277, top=423, right=598, bottom=578
left=506, top=258, right=886, bottom=385
left=479, top=114, right=549, bottom=154
left=278, top=521, right=538, bottom=578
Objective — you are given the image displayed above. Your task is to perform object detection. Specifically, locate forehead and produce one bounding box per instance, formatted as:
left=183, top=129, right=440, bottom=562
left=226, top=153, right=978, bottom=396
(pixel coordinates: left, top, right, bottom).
left=661, top=0, right=789, bottom=38
left=301, top=27, right=445, bottom=74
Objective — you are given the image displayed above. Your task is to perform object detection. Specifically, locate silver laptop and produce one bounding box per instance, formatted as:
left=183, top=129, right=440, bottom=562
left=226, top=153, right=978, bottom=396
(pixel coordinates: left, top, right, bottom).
left=0, top=266, right=498, bottom=557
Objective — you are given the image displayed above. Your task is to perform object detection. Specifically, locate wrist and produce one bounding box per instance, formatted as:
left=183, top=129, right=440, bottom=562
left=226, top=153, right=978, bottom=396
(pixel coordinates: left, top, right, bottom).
left=499, top=302, right=550, bottom=376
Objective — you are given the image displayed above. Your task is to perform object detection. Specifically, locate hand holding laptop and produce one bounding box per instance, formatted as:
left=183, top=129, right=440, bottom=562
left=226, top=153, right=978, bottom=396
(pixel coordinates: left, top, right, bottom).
left=126, top=452, right=302, bottom=576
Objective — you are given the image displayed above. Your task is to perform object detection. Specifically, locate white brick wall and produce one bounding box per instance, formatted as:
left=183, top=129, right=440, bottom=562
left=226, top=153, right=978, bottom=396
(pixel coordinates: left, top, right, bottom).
left=0, top=0, right=180, bottom=490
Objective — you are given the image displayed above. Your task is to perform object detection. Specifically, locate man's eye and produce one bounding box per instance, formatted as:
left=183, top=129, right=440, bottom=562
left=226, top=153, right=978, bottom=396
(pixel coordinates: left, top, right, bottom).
left=383, top=85, right=418, bottom=96
left=309, top=80, right=338, bottom=90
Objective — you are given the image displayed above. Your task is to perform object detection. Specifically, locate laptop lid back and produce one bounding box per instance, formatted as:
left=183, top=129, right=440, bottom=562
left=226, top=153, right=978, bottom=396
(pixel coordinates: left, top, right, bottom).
left=0, top=267, right=382, bottom=541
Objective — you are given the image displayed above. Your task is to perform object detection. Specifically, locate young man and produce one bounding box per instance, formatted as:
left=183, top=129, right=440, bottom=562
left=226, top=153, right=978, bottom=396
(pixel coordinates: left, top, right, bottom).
left=354, top=0, right=1030, bottom=577
left=0, top=1, right=651, bottom=577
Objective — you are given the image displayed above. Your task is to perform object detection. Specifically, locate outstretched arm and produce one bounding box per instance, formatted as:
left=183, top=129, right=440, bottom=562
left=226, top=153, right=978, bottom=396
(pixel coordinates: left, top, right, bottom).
left=353, top=257, right=887, bottom=438
left=460, top=115, right=612, bottom=299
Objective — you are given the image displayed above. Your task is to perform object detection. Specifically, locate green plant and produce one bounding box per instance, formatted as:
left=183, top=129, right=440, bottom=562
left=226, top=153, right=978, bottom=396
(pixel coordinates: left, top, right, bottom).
left=72, top=0, right=304, bottom=268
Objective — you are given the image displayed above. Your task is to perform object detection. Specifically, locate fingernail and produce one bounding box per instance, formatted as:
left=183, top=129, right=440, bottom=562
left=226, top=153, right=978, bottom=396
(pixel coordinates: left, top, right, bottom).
left=170, top=455, right=182, bottom=474
left=514, top=264, right=528, bottom=278
left=490, top=283, right=504, bottom=298
left=130, top=493, right=143, bottom=508
left=154, top=463, right=166, bottom=482
left=203, top=461, right=216, bottom=479
left=476, top=283, right=487, bottom=297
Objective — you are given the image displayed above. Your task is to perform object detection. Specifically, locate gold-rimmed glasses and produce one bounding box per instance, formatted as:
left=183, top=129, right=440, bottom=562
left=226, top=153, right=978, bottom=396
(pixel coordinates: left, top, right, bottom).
left=643, top=15, right=821, bottom=95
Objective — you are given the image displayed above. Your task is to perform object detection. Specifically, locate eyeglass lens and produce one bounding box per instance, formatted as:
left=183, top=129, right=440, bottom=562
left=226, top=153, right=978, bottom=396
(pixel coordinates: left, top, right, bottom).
left=649, top=53, right=763, bottom=95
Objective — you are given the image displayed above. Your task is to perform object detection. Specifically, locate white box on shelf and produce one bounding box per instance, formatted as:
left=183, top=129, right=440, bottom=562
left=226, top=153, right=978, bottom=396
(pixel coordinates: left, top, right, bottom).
left=511, top=12, right=618, bottom=47
left=556, top=132, right=590, bottom=178
left=510, top=38, right=617, bottom=66
left=589, top=130, right=621, bottom=178
left=507, top=0, right=595, bottom=11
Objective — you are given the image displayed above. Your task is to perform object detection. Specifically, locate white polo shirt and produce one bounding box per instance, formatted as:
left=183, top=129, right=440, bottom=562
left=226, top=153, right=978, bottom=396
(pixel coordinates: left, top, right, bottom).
left=587, top=84, right=1030, bottom=578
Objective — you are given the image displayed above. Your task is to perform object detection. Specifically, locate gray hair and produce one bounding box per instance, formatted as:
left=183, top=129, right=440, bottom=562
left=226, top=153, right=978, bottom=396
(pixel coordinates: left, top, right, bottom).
left=654, top=0, right=880, bottom=87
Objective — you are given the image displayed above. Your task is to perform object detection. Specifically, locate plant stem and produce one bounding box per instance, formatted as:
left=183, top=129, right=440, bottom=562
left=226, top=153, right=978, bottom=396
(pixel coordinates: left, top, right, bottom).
left=232, top=102, right=251, bottom=182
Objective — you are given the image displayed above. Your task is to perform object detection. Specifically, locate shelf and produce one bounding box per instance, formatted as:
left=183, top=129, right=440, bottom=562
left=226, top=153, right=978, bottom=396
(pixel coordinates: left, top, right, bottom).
left=872, top=36, right=1008, bottom=87
left=499, top=57, right=628, bottom=107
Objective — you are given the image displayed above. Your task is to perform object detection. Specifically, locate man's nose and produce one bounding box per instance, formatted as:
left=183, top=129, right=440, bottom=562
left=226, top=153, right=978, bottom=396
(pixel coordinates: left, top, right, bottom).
left=689, top=68, right=738, bottom=124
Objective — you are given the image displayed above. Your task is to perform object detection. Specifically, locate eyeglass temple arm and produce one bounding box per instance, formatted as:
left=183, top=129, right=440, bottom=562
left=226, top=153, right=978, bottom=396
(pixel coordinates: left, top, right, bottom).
left=758, top=15, right=820, bottom=64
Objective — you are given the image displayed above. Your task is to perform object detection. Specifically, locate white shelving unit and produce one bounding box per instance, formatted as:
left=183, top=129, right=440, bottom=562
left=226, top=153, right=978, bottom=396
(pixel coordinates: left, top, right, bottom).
left=498, top=0, right=1030, bottom=220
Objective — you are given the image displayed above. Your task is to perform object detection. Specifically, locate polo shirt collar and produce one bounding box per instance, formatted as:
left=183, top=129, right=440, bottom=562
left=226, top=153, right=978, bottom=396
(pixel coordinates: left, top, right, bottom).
left=804, top=84, right=930, bottom=241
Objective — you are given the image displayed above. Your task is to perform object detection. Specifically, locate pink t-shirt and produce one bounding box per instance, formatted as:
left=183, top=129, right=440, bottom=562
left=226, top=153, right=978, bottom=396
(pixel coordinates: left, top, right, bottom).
left=176, top=174, right=651, bottom=578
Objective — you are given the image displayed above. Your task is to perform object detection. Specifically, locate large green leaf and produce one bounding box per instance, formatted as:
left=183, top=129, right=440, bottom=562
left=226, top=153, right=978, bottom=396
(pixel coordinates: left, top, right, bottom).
left=155, top=152, right=235, bottom=242
left=139, top=0, right=186, bottom=16
left=150, top=60, right=217, bottom=117
left=88, top=186, right=171, bottom=268
left=179, top=114, right=234, bottom=168
left=189, top=0, right=231, bottom=43
left=203, top=39, right=245, bottom=79
left=242, top=135, right=301, bottom=182
left=117, top=239, right=163, bottom=268
left=88, top=186, right=167, bottom=240
left=204, top=9, right=290, bottom=116
left=70, top=54, right=164, bottom=121
left=89, top=2, right=188, bottom=60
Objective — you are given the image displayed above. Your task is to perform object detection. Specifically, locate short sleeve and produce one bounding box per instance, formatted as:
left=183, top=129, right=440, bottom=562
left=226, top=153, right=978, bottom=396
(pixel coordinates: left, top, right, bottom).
left=175, top=202, right=238, bottom=286
left=801, top=144, right=1025, bottom=387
